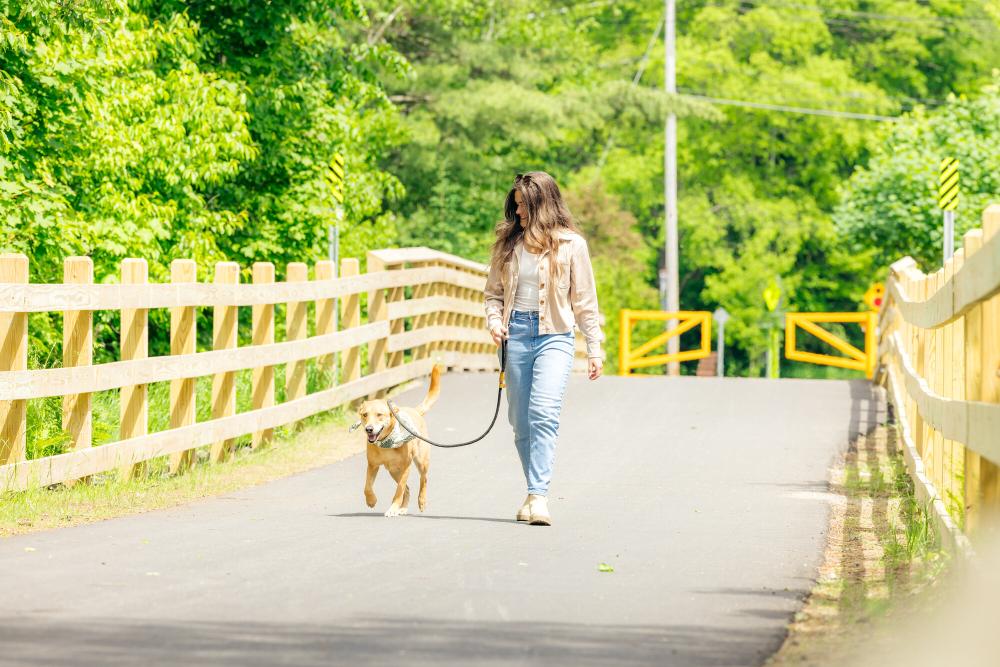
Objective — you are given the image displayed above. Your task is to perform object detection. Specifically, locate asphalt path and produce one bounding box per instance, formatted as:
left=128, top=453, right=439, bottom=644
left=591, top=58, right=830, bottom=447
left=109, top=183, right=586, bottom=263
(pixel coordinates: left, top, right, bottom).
left=0, top=373, right=882, bottom=666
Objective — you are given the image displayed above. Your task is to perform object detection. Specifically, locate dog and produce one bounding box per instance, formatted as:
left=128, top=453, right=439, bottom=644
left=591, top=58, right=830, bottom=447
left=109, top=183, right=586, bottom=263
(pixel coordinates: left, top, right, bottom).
left=349, top=364, right=441, bottom=517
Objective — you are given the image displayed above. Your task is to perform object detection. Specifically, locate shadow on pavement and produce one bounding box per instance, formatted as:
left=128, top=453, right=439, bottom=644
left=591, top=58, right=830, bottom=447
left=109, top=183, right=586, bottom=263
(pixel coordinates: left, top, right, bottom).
left=848, top=379, right=885, bottom=440
left=0, top=615, right=784, bottom=667
left=329, top=512, right=516, bottom=524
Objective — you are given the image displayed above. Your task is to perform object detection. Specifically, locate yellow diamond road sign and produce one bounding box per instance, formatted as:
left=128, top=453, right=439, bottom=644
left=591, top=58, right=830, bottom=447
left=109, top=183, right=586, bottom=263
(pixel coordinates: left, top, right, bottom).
left=763, top=281, right=781, bottom=312
left=938, top=157, right=958, bottom=211
left=326, top=153, right=345, bottom=204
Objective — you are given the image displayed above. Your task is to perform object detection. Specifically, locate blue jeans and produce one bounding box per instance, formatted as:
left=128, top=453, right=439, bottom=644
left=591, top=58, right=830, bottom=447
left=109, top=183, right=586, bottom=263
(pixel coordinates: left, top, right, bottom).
left=499, top=309, right=575, bottom=496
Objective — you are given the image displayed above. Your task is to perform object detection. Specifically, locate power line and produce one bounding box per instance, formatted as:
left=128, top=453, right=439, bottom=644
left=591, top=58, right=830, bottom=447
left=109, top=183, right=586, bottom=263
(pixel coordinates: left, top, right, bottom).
left=522, top=0, right=618, bottom=21
left=679, top=91, right=906, bottom=122
left=633, top=14, right=664, bottom=85
left=682, top=59, right=949, bottom=109
left=743, top=1, right=997, bottom=26
left=598, top=13, right=664, bottom=166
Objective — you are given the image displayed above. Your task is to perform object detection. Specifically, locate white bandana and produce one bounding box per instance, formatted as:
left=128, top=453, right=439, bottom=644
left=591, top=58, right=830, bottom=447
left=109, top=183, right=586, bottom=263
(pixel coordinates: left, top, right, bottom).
left=376, top=410, right=421, bottom=449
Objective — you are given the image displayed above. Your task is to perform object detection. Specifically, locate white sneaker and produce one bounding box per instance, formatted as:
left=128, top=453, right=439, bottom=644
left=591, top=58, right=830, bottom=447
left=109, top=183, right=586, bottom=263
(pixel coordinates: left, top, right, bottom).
left=528, top=494, right=551, bottom=526
left=516, top=495, right=531, bottom=522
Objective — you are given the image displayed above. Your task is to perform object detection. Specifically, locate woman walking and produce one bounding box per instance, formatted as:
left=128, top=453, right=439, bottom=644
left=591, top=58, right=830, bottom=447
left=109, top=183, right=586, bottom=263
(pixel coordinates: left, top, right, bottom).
left=483, top=171, right=605, bottom=526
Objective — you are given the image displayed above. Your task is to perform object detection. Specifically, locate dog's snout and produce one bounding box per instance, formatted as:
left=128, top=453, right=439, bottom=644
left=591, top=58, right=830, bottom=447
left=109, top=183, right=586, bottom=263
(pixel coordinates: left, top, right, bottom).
left=365, top=425, right=375, bottom=433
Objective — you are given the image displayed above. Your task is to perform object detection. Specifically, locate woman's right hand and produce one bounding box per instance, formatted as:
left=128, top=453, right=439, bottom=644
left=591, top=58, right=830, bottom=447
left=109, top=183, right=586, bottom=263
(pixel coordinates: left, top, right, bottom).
left=489, top=323, right=508, bottom=346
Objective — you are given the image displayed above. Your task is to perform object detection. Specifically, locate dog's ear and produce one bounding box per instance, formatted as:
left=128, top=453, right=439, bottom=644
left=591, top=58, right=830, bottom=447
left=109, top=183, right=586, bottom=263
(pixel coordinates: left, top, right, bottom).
left=348, top=420, right=362, bottom=432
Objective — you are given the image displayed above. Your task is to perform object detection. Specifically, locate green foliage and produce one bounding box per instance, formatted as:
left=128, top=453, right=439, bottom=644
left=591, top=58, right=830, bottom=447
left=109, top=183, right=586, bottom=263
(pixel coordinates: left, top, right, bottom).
left=1, top=0, right=409, bottom=286
left=377, top=0, right=998, bottom=375
left=382, top=0, right=706, bottom=263
left=4, top=0, right=999, bottom=379
left=563, top=179, right=659, bottom=373
left=1, top=4, right=255, bottom=284
left=835, top=83, right=1000, bottom=272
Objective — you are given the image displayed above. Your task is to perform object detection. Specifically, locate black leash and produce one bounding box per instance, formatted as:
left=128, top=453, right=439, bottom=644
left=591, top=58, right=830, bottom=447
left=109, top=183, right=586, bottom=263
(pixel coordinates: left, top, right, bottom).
left=386, top=338, right=507, bottom=448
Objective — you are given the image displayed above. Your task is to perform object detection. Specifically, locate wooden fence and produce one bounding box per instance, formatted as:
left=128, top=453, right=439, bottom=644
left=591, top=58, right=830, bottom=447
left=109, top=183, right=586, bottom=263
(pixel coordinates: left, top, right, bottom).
left=0, top=246, right=594, bottom=492
left=877, top=204, right=1000, bottom=554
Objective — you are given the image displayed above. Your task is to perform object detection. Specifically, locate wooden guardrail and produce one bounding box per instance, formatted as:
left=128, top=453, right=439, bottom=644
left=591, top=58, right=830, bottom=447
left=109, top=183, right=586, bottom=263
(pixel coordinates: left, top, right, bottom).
left=0, top=246, right=595, bottom=492
left=877, top=204, right=1000, bottom=553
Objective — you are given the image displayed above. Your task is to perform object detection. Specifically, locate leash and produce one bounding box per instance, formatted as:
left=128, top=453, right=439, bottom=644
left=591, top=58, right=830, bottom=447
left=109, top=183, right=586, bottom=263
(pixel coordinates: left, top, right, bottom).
left=386, top=338, right=507, bottom=448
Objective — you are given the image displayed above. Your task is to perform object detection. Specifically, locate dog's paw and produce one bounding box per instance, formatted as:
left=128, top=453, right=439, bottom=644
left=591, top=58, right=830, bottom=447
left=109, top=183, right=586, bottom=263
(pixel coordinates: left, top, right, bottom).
left=384, top=507, right=401, bottom=517
left=418, top=501, right=426, bottom=512
left=397, top=507, right=409, bottom=515
left=365, top=492, right=377, bottom=508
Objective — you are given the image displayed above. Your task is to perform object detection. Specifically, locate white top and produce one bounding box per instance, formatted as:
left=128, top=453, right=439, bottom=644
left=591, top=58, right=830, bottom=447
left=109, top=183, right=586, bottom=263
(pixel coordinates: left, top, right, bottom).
left=512, top=244, right=540, bottom=311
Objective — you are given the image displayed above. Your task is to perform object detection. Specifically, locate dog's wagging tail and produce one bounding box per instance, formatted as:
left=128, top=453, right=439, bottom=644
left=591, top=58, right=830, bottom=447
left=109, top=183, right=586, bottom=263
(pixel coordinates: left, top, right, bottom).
left=386, top=339, right=507, bottom=448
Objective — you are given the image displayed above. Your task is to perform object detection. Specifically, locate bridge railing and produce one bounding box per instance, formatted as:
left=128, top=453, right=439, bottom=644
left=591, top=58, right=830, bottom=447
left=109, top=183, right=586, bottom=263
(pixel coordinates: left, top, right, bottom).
left=877, top=204, right=1000, bottom=551
left=0, top=247, right=593, bottom=493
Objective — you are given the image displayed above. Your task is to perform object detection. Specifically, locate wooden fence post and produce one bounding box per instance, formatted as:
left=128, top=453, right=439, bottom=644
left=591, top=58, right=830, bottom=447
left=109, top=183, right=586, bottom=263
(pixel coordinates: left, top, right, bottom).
left=0, top=253, right=28, bottom=465
left=169, top=259, right=197, bottom=474
left=950, top=252, right=967, bottom=524
left=443, top=274, right=460, bottom=361
left=366, top=252, right=388, bottom=398
left=285, top=262, right=309, bottom=417
left=898, top=270, right=911, bottom=432
left=911, top=269, right=928, bottom=461
left=119, top=258, right=148, bottom=480
left=315, top=260, right=336, bottom=384
left=425, top=261, right=445, bottom=359
left=211, top=262, right=240, bottom=463
left=910, top=269, right=923, bottom=458
left=963, top=230, right=984, bottom=532
left=979, top=206, right=1000, bottom=527
left=410, top=260, right=433, bottom=361
left=941, top=258, right=957, bottom=515
left=922, top=272, right=936, bottom=483
left=931, top=270, right=945, bottom=495
left=63, top=256, right=93, bottom=484
left=340, top=258, right=361, bottom=402
left=252, top=262, right=275, bottom=449
left=458, top=277, right=475, bottom=364
left=386, top=266, right=406, bottom=372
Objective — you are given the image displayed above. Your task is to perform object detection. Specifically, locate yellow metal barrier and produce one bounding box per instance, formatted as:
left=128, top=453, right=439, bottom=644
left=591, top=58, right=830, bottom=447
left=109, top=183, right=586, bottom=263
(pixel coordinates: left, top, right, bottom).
left=619, top=310, right=712, bottom=375
left=784, top=312, right=877, bottom=378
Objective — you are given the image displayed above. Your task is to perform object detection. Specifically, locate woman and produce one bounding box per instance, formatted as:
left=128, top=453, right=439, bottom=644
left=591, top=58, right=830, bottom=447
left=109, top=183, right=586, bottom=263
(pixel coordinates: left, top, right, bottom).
left=483, top=171, right=605, bottom=526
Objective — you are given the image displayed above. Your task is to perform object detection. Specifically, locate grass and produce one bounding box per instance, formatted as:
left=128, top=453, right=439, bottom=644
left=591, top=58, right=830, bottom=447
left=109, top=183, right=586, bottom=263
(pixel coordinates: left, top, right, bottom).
left=876, top=431, right=948, bottom=594
left=766, top=422, right=951, bottom=666
left=5, top=350, right=424, bottom=537
left=2, top=400, right=366, bottom=538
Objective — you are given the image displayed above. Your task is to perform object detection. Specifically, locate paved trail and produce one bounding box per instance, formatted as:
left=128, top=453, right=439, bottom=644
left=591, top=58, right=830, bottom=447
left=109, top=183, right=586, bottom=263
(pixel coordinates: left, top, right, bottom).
left=0, top=373, right=882, bottom=666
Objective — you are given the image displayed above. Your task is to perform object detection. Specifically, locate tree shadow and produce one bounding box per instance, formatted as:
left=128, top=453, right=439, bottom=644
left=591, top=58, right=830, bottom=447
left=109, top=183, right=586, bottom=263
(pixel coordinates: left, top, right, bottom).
left=329, top=512, right=516, bottom=524
left=0, top=615, right=788, bottom=667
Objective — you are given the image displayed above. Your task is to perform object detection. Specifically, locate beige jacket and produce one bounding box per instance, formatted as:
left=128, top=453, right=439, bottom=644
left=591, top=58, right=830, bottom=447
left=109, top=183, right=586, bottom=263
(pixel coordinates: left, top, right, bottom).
left=484, top=228, right=605, bottom=358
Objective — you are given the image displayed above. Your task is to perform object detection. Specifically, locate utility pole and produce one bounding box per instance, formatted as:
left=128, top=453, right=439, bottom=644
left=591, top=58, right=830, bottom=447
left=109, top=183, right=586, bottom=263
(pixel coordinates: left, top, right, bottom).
left=664, top=0, right=680, bottom=376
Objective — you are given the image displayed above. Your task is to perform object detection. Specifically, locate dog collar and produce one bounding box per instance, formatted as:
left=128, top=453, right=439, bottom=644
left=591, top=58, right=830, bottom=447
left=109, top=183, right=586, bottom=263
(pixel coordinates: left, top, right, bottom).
left=376, top=410, right=420, bottom=449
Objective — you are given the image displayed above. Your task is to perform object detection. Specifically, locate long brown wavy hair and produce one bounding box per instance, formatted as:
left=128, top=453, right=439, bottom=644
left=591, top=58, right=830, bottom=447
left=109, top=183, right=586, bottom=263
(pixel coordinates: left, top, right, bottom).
left=489, top=171, right=584, bottom=284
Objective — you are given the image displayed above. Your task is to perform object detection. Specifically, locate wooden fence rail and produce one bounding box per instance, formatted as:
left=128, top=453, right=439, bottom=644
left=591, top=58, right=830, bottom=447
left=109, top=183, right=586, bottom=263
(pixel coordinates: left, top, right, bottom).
left=0, top=246, right=595, bottom=492
left=877, top=203, right=1000, bottom=554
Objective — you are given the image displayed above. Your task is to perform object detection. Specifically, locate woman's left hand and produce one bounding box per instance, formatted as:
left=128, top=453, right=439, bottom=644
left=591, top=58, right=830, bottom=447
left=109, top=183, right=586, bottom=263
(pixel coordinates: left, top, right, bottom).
left=588, top=357, right=603, bottom=380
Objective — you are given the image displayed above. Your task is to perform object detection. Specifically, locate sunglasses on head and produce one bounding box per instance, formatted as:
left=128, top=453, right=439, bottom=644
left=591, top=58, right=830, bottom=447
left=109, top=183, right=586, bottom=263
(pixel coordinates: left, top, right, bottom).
left=514, top=173, right=529, bottom=184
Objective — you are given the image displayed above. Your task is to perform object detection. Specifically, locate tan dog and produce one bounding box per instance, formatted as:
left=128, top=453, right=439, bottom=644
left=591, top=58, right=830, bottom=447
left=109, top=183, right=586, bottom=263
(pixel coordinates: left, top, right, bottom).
left=350, top=364, right=441, bottom=517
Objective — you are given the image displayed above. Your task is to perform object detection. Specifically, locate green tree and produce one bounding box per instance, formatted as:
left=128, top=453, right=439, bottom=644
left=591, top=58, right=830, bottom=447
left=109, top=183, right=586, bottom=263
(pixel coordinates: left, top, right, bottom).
left=835, top=82, right=1000, bottom=273
left=140, top=0, right=411, bottom=272
left=1, top=0, right=411, bottom=360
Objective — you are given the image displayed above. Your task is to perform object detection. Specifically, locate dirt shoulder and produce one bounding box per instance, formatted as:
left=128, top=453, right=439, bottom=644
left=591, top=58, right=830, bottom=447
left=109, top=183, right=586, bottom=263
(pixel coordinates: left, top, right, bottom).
left=765, top=423, right=952, bottom=667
